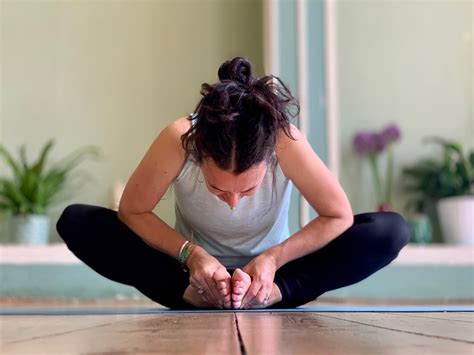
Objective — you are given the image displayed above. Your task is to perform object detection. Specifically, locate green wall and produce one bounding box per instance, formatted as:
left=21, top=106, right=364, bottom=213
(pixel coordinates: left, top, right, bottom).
left=1, top=0, right=263, bottom=242
left=262, top=0, right=472, bottom=239
left=337, top=0, right=473, bottom=219
left=2, top=0, right=472, bottom=242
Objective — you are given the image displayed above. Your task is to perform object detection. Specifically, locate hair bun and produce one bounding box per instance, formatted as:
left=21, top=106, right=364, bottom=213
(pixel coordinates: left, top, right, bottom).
left=218, top=57, right=253, bottom=85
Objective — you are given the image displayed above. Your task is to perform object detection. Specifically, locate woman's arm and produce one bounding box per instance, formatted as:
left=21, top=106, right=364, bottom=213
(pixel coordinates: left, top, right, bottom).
left=266, top=123, right=354, bottom=269
left=117, top=117, right=230, bottom=307
left=117, top=118, right=190, bottom=259
left=239, top=124, right=354, bottom=308
left=242, top=125, right=353, bottom=308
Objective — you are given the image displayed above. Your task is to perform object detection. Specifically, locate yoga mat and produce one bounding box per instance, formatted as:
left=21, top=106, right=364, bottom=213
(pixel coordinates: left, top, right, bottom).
left=1, top=305, right=473, bottom=315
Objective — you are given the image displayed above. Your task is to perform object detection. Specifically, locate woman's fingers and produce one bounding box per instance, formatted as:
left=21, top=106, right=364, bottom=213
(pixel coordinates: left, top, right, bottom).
left=189, top=281, right=211, bottom=305
left=242, top=282, right=272, bottom=309
left=203, top=277, right=222, bottom=307
left=241, top=281, right=260, bottom=309
left=191, top=276, right=219, bottom=307
left=255, top=286, right=272, bottom=307
left=188, top=259, right=233, bottom=308
left=200, top=269, right=226, bottom=307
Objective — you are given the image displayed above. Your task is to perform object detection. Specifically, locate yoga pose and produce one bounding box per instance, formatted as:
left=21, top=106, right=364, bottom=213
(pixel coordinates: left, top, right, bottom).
left=57, top=57, right=410, bottom=309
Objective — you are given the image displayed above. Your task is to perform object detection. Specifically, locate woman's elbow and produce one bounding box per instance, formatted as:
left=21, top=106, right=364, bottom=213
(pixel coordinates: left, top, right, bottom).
left=117, top=208, right=128, bottom=224
left=117, top=200, right=134, bottom=224
left=336, top=202, right=354, bottom=230
left=342, top=213, right=354, bottom=229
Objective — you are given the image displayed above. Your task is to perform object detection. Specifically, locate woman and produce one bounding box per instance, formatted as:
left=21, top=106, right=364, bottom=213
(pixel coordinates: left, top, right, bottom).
left=57, top=57, right=410, bottom=310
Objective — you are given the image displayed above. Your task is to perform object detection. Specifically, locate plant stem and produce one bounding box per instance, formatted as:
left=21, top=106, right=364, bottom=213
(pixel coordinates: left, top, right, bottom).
left=386, top=143, right=394, bottom=205
left=368, top=155, right=383, bottom=204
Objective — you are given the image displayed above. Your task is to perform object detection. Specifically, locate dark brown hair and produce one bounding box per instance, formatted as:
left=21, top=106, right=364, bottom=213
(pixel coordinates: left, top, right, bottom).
left=181, top=57, right=299, bottom=175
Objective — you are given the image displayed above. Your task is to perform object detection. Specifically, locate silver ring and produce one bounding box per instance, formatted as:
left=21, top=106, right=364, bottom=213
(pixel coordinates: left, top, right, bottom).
left=197, top=286, right=205, bottom=295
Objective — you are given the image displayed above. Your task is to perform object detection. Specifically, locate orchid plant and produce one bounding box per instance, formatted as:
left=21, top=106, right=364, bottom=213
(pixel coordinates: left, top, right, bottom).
left=352, top=123, right=401, bottom=211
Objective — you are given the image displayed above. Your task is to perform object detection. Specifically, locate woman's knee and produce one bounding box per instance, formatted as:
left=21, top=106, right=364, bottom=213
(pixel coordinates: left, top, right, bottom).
left=56, top=204, right=89, bottom=243
left=373, top=211, right=410, bottom=256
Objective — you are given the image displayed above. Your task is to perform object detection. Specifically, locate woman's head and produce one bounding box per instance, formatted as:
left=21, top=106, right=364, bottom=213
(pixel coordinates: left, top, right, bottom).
left=181, top=57, right=298, bottom=208
left=200, top=158, right=268, bottom=210
left=182, top=57, right=298, bottom=172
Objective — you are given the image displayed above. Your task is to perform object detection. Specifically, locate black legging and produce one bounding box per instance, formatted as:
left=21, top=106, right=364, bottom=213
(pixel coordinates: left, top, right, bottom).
left=56, top=204, right=410, bottom=309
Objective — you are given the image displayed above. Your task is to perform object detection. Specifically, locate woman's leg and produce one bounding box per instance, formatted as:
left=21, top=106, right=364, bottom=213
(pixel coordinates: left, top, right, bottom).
left=56, top=204, right=192, bottom=309
left=272, top=211, right=410, bottom=308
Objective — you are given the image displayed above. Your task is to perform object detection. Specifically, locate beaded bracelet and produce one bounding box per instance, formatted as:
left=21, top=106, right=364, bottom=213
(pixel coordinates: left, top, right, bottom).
left=178, top=241, right=190, bottom=261
left=178, top=240, right=195, bottom=272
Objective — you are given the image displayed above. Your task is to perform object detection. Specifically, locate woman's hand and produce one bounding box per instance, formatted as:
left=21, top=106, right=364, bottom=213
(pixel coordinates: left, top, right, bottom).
left=185, top=245, right=232, bottom=308
left=240, top=253, right=278, bottom=309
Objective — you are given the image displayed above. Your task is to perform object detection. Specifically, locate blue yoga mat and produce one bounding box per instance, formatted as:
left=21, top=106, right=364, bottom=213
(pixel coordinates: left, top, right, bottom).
left=1, top=305, right=473, bottom=315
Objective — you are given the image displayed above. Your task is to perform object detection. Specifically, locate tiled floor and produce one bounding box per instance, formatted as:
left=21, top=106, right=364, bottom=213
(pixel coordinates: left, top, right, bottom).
left=1, top=299, right=473, bottom=354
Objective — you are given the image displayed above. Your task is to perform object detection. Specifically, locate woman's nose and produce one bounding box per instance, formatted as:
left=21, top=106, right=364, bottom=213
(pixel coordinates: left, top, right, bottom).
left=226, top=193, right=241, bottom=209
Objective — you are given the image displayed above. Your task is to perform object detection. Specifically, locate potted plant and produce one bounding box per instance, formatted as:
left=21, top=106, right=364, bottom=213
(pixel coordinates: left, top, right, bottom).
left=402, top=137, right=474, bottom=245
left=0, top=140, right=99, bottom=245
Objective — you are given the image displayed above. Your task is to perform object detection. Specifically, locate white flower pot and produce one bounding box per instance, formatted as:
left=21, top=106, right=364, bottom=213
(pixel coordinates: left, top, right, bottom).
left=437, top=196, right=474, bottom=245
left=11, top=214, right=50, bottom=245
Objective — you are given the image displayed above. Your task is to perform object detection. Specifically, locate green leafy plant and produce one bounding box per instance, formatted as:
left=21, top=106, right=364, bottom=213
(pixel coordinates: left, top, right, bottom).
left=402, top=137, right=474, bottom=213
left=0, top=140, right=99, bottom=215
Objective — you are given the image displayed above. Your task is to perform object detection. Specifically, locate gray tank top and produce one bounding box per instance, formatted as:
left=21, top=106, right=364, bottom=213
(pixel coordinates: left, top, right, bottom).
left=172, top=119, right=293, bottom=268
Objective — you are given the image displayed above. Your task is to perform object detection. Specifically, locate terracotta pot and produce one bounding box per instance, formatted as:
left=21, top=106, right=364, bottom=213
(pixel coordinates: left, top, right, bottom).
left=377, top=202, right=392, bottom=212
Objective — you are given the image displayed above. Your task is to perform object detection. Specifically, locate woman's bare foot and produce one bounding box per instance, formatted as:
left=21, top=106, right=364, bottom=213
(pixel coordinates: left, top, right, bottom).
left=231, top=268, right=251, bottom=309
left=183, top=285, right=212, bottom=308
left=213, top=268, right=232, bottom=309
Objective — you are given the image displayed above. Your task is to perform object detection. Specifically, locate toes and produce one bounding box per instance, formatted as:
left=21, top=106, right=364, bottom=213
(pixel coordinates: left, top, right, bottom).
left=232, top=299, right=243, bottom=309
left=232, top=276, right=250, bottom=292
left=214, top=267, right=231, bottom=299
left=232, top=268, right=251, bottom=284
left=232, top=287, right=245, bottom=308
left=217, top=281, right=228, bottom=294
left=231, top=269, right=252, bottom=309
left=233, top=286, right=245, bottom=295
left=232, top=295, right=239, bottom=302
left=214, top=267, right=231, bottom=283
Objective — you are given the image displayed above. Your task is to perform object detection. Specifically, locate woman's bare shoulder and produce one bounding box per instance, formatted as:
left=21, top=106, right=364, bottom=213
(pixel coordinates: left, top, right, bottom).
left=118, top=116, right=192, bottom=215
left=155, top=116, right=193, bottom=154
left=163, top=116, right=192, bottom=139
left=171, top=116, right=192, bottom=133
left=275, top=123, right=303, bottom=154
